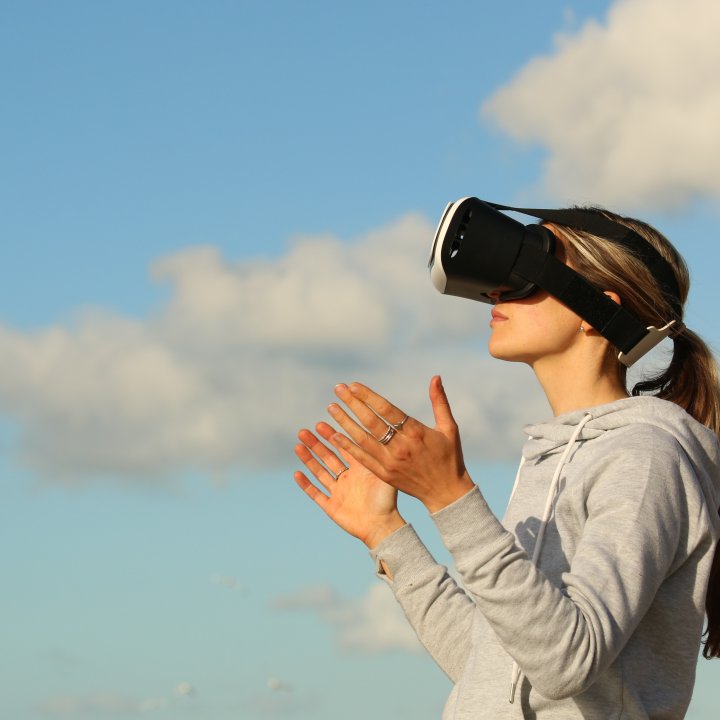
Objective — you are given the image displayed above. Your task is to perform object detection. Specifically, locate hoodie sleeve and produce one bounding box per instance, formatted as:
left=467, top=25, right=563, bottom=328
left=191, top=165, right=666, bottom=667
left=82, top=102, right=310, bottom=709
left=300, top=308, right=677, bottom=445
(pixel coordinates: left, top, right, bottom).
left=369, top=522, right=476, bottom=682
left=428, top=430, right=710, bottom=700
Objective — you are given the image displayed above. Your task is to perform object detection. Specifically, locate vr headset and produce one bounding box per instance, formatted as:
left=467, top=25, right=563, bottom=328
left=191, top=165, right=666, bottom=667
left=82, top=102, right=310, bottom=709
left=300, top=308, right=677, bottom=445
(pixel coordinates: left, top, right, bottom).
left=429, top=197, right=681, bottom=367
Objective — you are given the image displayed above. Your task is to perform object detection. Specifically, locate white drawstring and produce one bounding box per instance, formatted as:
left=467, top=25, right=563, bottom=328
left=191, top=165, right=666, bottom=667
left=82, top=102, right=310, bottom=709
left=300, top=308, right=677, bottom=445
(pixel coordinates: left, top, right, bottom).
left=508, top=455, right=527, bottom=508
left=509, top=413, right=592, bottom=704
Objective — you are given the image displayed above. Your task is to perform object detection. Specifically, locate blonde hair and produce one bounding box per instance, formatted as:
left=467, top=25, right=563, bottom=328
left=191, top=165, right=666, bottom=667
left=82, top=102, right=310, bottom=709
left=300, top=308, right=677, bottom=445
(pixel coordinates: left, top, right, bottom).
left=550, top=209, right=720, bottom=436
left=551, top=208, right=720, bottom=658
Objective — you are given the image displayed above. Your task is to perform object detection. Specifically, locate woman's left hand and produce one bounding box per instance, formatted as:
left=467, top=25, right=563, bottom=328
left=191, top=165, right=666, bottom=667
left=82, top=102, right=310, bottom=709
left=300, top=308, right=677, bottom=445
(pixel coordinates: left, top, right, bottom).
left=328, top=375, right=476, bottom=513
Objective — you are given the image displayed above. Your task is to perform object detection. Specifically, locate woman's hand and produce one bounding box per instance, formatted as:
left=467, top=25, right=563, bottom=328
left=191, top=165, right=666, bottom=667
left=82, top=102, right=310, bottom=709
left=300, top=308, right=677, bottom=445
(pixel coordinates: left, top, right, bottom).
left=327, top=376, right=475, bottom=513
left=294, top=421, right=406, bottom=549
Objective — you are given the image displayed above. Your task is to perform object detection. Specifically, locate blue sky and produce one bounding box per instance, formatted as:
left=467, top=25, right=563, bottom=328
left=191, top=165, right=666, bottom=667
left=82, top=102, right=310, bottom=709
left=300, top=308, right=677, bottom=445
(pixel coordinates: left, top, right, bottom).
left=3, top=1, right=720, bottom=718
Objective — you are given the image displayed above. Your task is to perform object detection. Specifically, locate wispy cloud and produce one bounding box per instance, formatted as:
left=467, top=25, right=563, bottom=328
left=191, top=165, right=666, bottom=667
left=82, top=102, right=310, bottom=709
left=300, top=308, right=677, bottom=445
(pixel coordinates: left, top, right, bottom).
left=210, top=574, right=247, bottom=592
left=0, top=213, right=545, bottom=484
left=483, top=0, right=720, bottom=210
left=266, top=676, right=293, bottom=693
left=273, top=583, right=422, bottom=654
left=36, top=692, right=167, bottom=715
left=37, top=680, right=198, bottom=716
left=175, top=682, right=194, bottom=697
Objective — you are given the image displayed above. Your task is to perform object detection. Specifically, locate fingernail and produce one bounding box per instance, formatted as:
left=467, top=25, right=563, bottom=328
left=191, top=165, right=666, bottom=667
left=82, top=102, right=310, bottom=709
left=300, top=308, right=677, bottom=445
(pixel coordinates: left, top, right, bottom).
left=327, top=403, right=340, bottom=416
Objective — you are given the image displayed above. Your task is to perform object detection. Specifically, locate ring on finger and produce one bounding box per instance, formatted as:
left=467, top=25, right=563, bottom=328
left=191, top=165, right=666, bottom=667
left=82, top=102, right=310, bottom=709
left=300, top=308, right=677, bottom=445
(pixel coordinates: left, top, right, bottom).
left=335, top=466, right=348, bottom=479
left=377, top=425, right=396, bottom=445
left=391, top=414, right=409, bottom=431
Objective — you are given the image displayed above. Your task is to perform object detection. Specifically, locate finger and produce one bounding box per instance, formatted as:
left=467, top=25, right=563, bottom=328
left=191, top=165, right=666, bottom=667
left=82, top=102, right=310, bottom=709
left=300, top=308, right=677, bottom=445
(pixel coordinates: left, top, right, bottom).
left=298, top=428, right=347, bottom=477
left=429, top=375, right=457, bottom=429
left=334, top=383, right=397, bottom=438
left=344, top=383, right=417, bottom=430
left=326, top=401, right=385, bottom=449
left=295, top=437, right=340, bottom=492
left=315, top=422, right=354, bottom=466
left=294, top=471, right=331, bottom=510
left=429, top=376, right=459, bottom=434
left=295, top=444, right=335, bottom=492
left=327, top=428, right=388, bottom=481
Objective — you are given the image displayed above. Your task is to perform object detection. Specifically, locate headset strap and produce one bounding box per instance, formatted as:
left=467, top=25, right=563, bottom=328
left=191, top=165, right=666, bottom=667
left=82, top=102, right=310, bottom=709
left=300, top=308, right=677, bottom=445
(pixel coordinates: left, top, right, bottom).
left=488, top=202, right=682, bottom=318
left=514, top=242, right=650, bottom=356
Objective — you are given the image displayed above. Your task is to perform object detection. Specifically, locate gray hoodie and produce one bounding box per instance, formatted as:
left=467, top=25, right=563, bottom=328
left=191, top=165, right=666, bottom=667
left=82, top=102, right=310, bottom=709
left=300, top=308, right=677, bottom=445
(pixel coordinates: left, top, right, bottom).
left=370, top=396, right=720, bottom=719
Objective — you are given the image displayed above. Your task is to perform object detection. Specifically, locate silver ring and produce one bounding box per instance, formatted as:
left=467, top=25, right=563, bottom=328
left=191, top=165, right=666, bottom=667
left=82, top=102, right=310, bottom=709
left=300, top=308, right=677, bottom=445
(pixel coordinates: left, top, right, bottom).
left=378, top=425, right=396, bottom=445
left=391, top=414, right=409, bottom=431
left=335, top=467, right=348, bottom=479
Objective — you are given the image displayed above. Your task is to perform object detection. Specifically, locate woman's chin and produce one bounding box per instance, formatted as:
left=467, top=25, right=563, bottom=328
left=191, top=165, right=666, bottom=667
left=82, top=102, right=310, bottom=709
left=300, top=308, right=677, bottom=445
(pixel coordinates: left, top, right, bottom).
left=488, top=341, right=531, bottom=365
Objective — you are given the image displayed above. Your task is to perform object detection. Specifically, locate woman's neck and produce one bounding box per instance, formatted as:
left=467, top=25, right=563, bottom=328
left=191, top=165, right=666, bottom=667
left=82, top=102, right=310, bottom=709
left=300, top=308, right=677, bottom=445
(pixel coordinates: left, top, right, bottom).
left=531, top=347, right=629, bottom=416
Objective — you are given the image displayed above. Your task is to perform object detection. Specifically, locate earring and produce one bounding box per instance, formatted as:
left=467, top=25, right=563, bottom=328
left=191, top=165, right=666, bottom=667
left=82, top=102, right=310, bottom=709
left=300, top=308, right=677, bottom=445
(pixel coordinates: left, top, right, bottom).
left=579, top=324, right=586, bottom=333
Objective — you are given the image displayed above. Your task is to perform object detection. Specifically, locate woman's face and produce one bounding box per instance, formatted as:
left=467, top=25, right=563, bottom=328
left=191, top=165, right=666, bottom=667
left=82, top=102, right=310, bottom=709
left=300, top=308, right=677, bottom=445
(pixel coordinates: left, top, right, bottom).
left=488, top=226, right=590, bottom=367
left=487, top=287, right=584, bottom=367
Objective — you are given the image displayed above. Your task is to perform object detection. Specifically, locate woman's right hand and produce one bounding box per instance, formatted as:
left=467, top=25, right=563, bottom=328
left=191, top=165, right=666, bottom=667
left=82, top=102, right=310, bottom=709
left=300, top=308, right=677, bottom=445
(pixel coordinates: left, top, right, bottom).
left=294, top=421, right=406, bottom=549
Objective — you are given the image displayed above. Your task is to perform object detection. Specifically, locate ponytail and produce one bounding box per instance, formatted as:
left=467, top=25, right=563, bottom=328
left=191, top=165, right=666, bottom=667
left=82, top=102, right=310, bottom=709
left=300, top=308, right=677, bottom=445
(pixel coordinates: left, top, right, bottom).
left=632, top=328, right=720, bottom=439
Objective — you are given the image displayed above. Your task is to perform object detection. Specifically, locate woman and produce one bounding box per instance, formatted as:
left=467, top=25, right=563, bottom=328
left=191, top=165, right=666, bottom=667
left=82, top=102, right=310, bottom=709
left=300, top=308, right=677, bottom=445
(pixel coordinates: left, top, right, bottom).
left=294, top=206, right=720, bottom=719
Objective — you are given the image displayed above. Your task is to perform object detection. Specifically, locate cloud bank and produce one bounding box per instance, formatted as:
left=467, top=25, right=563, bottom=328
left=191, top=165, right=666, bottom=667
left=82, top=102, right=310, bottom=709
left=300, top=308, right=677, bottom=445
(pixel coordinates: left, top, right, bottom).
left=0, top=214, right=545, bottom=484
left=483, top=0, right=720, bottom=210
left=272, top=583, right=422, bottom=654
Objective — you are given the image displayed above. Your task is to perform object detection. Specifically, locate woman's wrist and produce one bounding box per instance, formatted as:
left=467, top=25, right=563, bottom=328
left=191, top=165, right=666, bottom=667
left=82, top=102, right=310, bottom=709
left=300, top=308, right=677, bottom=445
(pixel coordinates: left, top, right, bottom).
left=422, top=473, right=476, bottom=514
left=363, top=513, right=407, bottom=550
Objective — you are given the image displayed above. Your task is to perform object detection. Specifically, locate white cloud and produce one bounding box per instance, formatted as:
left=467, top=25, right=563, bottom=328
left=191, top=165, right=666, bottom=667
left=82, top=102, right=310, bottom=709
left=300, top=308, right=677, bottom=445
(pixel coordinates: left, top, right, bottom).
left=175, top=682, right=194, bottom=697
left=37, top=692, right=167, bottom=715
left=272, top=584, right=339, bottom=610
left=273, top=583, right=422, bottom=654
left=482, top=0, right=720, bottom=209
left=266, top=676, right=293, bottom=692
left=0, top=213, right=545, bottom=483
left=336, top=583, right=423, bottom=654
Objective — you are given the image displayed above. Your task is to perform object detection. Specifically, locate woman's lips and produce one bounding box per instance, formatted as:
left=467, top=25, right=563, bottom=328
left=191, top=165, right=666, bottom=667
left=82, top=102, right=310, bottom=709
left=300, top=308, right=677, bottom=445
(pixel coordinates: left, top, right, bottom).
left=490, top=308, right=508, bottom=326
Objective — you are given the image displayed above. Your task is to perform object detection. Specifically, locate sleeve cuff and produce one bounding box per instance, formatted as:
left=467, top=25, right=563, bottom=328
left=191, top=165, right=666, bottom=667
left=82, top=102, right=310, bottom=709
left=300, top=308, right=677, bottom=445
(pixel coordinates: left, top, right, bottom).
left=368, top=523, right=439, bottom=585
left=431, top=485, right=508, bottom=559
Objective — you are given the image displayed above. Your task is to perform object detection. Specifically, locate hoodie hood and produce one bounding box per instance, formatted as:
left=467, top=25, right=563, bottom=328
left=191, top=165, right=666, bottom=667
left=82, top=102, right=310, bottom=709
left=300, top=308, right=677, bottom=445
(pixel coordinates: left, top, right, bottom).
left=522, top=395, right=720, bottom=511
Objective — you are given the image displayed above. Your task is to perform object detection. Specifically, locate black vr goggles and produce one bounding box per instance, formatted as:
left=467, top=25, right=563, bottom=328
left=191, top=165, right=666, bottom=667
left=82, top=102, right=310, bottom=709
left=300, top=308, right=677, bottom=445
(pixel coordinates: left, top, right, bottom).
left=428, top=197, right=681, bottom=367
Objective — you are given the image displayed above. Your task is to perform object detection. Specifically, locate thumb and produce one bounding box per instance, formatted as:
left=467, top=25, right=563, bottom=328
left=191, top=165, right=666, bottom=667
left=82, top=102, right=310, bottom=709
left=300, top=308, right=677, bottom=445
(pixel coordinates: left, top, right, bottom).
left=429, top=375, right=457, bottom=430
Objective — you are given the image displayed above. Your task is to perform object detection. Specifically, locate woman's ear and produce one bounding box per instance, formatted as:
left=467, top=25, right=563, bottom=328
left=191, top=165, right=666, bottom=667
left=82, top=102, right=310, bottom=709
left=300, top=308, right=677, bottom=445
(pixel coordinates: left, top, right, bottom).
left=581, top=291, right=622, bottom=333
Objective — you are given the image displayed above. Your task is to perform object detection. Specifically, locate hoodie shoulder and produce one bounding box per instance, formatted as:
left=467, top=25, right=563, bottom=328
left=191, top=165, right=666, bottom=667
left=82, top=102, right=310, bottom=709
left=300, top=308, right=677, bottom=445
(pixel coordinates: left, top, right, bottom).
left=588, top=398, right=720, bottom=515
left=523, top=396, right=720, bottom=511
